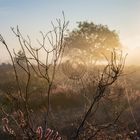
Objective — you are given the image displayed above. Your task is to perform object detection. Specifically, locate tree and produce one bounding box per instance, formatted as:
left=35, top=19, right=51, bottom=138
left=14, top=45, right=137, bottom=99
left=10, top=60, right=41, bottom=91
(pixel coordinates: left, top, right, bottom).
left=65, top=22, right=121, bottom=64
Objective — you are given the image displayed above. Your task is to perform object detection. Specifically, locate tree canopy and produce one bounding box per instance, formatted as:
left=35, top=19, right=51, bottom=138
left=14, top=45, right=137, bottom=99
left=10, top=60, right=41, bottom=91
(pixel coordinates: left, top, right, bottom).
left=64, top=22, right=121, bottom=63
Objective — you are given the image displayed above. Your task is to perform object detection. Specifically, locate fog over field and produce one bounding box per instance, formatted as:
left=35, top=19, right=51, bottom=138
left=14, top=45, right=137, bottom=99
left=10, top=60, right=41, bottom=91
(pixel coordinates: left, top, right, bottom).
left=125, top=47, right=140, bottom=65
left=0, top=0, right=140, bottom=139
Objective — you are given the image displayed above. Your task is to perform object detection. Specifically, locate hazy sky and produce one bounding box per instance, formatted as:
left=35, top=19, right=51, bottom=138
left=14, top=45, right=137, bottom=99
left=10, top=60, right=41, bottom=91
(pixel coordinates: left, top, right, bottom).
left=0, top=0, right=140, bottom=64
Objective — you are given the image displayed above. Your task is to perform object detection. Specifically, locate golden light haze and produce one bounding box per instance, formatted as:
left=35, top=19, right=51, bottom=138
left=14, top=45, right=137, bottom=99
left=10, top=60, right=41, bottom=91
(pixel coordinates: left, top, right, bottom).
left=0, top=0, right=140, bottom=66
left=125, top=47, right=140, bottom=66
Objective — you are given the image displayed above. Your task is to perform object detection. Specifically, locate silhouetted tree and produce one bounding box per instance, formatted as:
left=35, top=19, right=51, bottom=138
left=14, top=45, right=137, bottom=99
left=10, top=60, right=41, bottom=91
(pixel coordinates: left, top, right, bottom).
left=65, top=22, right=121, bottom=64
